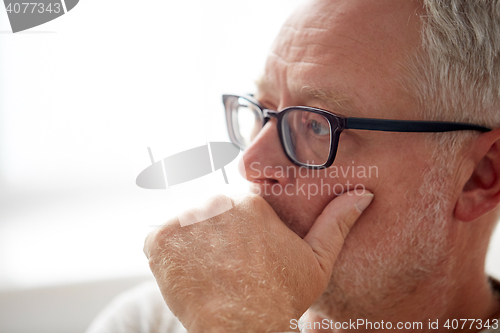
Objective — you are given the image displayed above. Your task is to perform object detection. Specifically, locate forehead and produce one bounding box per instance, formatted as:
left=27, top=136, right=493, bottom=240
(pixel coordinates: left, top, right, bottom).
left=259, top=0, right=423, bottom=118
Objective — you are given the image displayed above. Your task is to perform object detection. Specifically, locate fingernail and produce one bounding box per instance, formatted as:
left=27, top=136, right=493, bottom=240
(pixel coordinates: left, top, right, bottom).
left=355, top=193, right=374, bottom=213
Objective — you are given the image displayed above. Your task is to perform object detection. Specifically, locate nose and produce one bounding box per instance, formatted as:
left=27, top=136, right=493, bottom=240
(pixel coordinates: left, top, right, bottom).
left=238, top=118, right=294, bottom=185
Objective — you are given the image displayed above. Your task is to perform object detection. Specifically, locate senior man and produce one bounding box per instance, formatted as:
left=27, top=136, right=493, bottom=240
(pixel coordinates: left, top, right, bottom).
left=87, top=0, right=500, bottom=332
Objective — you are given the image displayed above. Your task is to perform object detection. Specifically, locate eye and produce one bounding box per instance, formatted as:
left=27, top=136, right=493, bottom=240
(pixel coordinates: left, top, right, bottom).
left=308, top=119, right=330, bottom=135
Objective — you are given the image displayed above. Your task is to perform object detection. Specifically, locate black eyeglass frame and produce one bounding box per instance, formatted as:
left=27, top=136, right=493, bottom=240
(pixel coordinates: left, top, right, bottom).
left=223, top=94, right=492, bottom=169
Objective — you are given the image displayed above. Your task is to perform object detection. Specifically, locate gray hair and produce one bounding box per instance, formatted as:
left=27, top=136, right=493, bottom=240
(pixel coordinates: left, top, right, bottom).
left=404, top=1, right=500, bottom=164
left=413, top=0, right=500, bottom=127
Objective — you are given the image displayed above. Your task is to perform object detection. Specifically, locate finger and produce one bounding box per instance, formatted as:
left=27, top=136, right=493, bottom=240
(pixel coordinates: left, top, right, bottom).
left=144, top=227, right=161, bottom=259
left=303, top=189, right=374, bottom=275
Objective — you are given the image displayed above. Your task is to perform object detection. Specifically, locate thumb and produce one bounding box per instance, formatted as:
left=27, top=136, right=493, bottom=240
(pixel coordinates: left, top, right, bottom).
left=303, top=189, right=374, bottom=276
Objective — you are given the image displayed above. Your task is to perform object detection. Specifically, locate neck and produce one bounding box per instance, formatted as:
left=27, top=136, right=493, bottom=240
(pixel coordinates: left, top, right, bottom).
left=303, top=275, right=500, bottom=333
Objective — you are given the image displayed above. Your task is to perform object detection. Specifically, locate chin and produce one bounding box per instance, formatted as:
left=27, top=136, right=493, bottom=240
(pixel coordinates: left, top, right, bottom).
left=309, top=196, right=453, bottom=321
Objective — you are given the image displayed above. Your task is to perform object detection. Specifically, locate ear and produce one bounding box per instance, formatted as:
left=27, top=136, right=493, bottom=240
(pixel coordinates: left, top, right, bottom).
left=454, top=129, right=500, bottom=222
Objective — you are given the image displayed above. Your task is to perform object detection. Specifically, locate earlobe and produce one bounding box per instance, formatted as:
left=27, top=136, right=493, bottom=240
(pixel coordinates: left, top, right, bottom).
left=454, top=130, right=500, bottom=222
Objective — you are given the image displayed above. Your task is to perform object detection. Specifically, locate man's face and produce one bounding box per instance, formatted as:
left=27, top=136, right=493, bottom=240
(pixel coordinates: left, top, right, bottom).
left=239, top=0, right=456, bottom=317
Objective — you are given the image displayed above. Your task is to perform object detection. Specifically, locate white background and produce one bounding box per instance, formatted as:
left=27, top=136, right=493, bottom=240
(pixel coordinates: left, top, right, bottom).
left=0, top=0, right=498, bottom=292
left=0, top=0, right=308, bottom=290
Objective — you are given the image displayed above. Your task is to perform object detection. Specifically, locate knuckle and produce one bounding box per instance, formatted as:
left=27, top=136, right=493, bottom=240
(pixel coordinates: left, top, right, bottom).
left=245, top=193, right=264, bottom=206
left=177, top=194, right=235, bottom=227
left=332, top=207, right=360, bottom=239
left=245, top=194, right=271, bottom=213
left=335, top=217, right=352, bottom=240
left=206, top=193, right=232, bottom=206
left=144, top=216, right=179, bottom=258
left=202, top=194, right=235, bottom=220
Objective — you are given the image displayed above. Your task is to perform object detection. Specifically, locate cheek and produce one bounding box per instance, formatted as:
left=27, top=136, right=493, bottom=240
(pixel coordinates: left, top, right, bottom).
left=339, top=162, right=440, bottom=255
left=286, top=167, right=374, bottom=234
left=315, top=161, right=378, bottom=194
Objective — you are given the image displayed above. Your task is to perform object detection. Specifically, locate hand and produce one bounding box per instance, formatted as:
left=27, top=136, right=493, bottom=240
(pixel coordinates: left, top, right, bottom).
left=144, top=191, right=373, bottom=333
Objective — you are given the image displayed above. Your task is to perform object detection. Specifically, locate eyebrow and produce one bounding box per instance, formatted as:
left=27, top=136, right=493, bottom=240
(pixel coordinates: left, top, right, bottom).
left=300, top=85, right=354, bottom=111
left=255, top=75, right=354, bottom=112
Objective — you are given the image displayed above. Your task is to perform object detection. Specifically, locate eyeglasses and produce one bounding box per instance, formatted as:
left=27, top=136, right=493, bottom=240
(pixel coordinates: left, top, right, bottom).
left=223, top=94, right=492, bottom=169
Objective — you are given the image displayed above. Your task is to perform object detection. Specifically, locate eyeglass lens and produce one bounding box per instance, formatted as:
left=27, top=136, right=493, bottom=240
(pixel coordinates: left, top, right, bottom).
left=231, top=97, right=264, bottom=148
left=228, top=96, right=333, bottom=166
left=281, top=110, right=332, bottom=165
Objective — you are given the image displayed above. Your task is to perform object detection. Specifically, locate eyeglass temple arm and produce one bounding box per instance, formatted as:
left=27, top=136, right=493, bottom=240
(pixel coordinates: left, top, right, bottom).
left=345, top=117, right=491, bottom=133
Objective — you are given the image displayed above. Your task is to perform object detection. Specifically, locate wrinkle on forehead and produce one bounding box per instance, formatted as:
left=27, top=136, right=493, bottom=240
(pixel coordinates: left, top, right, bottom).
left=275, top=0, right=422, bottom=68
left=257, top=0, right=423, bottom=119
left=256, top=72, right=354, bottom=114
left=280, top=24, right=329, bottom=35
